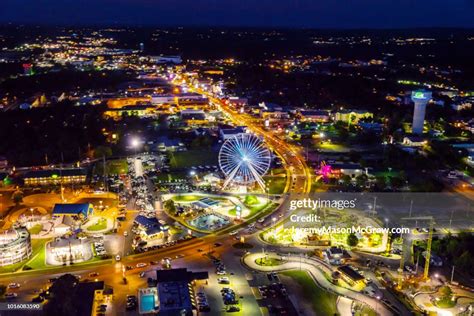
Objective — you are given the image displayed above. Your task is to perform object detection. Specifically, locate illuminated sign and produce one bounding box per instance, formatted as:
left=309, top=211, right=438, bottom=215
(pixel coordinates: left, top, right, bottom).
left=414, top=91, right=425, bottom=99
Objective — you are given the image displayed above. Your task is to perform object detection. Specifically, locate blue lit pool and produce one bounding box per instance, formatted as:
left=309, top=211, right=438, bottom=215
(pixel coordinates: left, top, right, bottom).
left=139, top=293, right=156, bottom=314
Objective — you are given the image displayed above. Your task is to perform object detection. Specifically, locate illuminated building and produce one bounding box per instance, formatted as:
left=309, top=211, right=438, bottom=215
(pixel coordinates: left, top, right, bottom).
left=138, top=268, right=208, bottom=315
left=219, top=126, right=247, bottom=140
left=411, top=90, right=432, bottom=134
left=48, top=238, right=92, bottom=264
left=0, top=228, right=32, bottom=266
left=23, top=168, right=87, bottom=186
left=53, top=203, right=93, bottom=219
left=104, top=105, right=157, bottom=118
left=402, top=136, right=427, bottom=147
left=134, top=215, right=169, bottom=240
left=333, top=110, right=373, bottom=125
left=298, top=110, right=330, bottom=122
left=337, top=265, right=365, bottom=287
left=227, top=96, right=248, bottom=107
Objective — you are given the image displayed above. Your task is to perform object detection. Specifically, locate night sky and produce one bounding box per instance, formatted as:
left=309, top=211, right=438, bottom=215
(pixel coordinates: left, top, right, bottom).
left=1, top=0, right=474, bottom=28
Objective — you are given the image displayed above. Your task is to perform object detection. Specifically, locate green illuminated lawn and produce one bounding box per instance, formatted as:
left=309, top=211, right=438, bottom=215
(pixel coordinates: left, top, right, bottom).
left=280, top=270, right=338, bottom=316
left=28, top=224, right=43, bottom=235
left=264, top=176, right=287, bottom=194
left=86, top=218, right=108, bottom=231
left=172, top=195, right=201, bottom=202
left=355, top=306, right=377, bottom=316
left=169, top=150, right=217, bottom=169
left=94, top=159, right=128, bottom=175
left=21, top=239, right=49, bottom=272
left=255, top=257, right=285, bottom=266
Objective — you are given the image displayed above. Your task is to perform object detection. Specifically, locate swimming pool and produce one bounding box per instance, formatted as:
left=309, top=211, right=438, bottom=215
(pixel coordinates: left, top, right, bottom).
left=139, top=293, right=156, bottom=314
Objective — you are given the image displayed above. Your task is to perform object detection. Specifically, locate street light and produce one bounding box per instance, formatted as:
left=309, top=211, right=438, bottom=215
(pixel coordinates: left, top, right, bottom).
left=130, top=138, right=140, bottom=156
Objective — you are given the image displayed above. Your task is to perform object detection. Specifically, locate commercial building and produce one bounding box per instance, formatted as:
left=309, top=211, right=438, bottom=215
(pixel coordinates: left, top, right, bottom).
left=0, top=228, right=32, bottom=266
left=47, top=238, right=93, bottom=265
left=324, top=246, right=345, bottom=265
left=219, top=126, right=247, bottom=140
left=298, top=110, right=330, bottom=122
left=70, top=281, right=113, bottom=316
left=134, top=215, right=169, bottom=240
left=337, top=265, right=365, bottom=287
left=23, top=168, right=87, bottom=186
left=228, top=97, right=248, bottom=107
left=138, top=268, right=208, bottom=315
left=402, top=136, right=427, bottom=147
left=53, top=203, right=93, bottom=218
left=333, top=109, right=373, bottom=124
left=331, top=163, right=366, bottom=178
left=411, top=90, right=432, bottom=134
left=104, top=104, right=156, bottom=118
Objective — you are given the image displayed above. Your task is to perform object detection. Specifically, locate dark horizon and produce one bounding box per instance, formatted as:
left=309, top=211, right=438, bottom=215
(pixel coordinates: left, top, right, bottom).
left=1, top=0, right=474, bottom=29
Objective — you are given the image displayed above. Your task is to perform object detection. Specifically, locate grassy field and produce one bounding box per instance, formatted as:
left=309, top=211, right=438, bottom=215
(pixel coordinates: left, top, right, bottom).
left=255, top=257, right=285, bottom=266
left=171, top=195, right=201, bottom=202
left=264, top=176, right=287, bottom=194
left=94, top=159, right=128, bottom=175
left=355, top=306, right=377, bottom=316
left=28, top=224, right=43, bottom=235
left=154, top=171, right=188, bottom=182
left=86, top=218, right=108, bottom=231
left=25, top=241, right=48, bottom=270
left=169, top=150, right=217, bottom=169
left=280, top=270, right=338, bottom=316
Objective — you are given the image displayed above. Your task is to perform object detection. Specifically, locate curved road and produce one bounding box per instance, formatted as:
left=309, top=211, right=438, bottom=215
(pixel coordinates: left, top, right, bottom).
left=243, top=252, right=396, bottom=316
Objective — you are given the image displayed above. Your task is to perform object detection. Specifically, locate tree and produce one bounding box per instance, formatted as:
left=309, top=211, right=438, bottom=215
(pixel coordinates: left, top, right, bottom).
left=12, top=191, right=23, bottom=204
left=375, top=176, right=386, bottom=190
left=439, top=285, right=452, bottom=298
left=347, top=233, right=359, bottom=247
left=0, top=284, right=6, bottom=296
left=93, top=146, right=112, bottom=159
left=356, top=174, right=368, bottom=187
left=43, top=274, right=79, bottom=315
left=341, top=175, right=352, bottom=186
left=164, top=199, right=176, bottom=214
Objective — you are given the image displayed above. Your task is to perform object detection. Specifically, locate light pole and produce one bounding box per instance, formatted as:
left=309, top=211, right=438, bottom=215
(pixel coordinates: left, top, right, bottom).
left=372, top=196, right=377, bottom=217
left=131, top=137, right=140, bottom=156
left=451, top=265, right=455, bottom=284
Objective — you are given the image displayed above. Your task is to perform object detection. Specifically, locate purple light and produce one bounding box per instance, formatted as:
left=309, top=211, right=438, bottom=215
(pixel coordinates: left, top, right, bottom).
left=321, top=165, right=332, bottom=178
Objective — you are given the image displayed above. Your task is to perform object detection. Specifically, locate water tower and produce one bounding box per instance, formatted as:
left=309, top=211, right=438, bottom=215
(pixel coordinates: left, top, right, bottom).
left=411, top=90, right=432, bottom=134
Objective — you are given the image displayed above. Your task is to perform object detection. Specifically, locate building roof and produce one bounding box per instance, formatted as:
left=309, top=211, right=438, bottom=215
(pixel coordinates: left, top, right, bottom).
left=157, top=281, right=192, bottom=314
left=220, top=126, right=246, bottom=135
left=331, top=163, right=362, bottom=170
left=156, top=268, right=209, bottom=283
left=23, top=168, right=87, bottom=179
left=300, top=110, right=330, bottom=116
left=337, top=265, right=364, bottom=282
left=52, top=203, right=91, bottom=216
left=135, top=215, right=166, bottom=235
left=135, top=215, right=160, bottom=228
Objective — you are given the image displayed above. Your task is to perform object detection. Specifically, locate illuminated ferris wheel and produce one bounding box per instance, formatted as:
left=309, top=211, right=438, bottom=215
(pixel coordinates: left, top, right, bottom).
left=219, top=133, right=271, bottom=190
